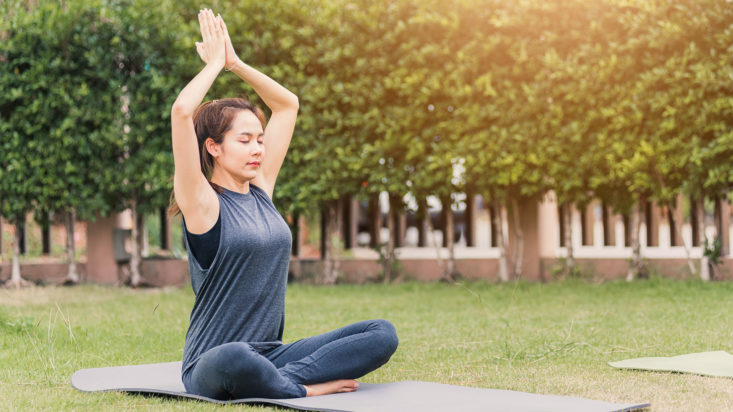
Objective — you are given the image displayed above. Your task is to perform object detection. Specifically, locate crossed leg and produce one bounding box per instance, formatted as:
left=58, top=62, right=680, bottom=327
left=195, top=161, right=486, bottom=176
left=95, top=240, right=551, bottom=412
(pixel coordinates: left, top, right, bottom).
left=265, top=319, right=399, bottom=383
left=186, top=341, right=306, bottom=399
left=185, top=319, right=398, bottom=400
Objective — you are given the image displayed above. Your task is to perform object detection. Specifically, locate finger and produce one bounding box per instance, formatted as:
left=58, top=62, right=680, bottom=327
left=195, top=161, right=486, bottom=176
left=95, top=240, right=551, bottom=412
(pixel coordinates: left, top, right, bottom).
left=218, top=14, right=228, bottom=36
left=201, top=9, right=210, bottom=40
left=210, top=12, right=219, bottom=39
left=203, top=9, right=211, bottom=39
left=199, top=10, right=210, bottom=44
left=221, top=17, right=233, bottom=50
left=216, top=14, right=225, bottom=39
left=196, top=44, right=206, bottom=61
left=198, top=11, right=205, bottom=39
left=212, top=12, right=223, bottom=40
left=207, top=9, right=217, bottom=40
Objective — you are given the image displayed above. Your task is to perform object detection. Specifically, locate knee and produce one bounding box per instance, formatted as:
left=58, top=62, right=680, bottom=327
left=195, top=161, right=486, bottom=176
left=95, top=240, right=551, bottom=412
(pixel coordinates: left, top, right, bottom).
left=370, top=319, right=399, bottom=359
left=189, top=342, right=260, bottom=398
left=213, top=343, right=262, bottom=379
left=215, top=342, right=256, bottom=359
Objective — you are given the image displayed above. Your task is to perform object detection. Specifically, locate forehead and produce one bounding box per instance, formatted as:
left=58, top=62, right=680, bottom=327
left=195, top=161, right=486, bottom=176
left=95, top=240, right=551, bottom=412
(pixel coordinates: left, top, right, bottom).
left=229, top=110, right=263, bottom=133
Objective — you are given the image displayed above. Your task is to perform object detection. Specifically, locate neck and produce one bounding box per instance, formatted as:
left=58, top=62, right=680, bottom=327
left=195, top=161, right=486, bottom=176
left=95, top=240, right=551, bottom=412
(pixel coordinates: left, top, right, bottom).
left=210, top=170, right=251, bottom=194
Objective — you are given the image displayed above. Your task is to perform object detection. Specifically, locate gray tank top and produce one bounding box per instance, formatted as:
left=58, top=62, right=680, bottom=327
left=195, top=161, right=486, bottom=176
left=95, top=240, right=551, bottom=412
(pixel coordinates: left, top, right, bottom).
left=180, top=184, right=292, bottom=379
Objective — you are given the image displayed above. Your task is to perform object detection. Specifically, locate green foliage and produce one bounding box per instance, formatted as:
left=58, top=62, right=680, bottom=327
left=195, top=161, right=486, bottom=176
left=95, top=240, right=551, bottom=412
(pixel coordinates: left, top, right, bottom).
left=703, top=238, right=723, bottom=266
left=0, top=0, right=180, bottom=224
left=1, top=314, right=38, bottom=335
left=111, top=0, right=191, bottom=214
left=1, top=0, right=731, bottom=234
left=373, top=241, right=403, bottom=282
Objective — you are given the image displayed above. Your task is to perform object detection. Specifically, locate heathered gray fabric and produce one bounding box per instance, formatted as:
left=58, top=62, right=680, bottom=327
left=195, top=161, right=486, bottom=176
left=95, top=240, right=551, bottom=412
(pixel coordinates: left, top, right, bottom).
left=180, top=184, right=292, bottom=381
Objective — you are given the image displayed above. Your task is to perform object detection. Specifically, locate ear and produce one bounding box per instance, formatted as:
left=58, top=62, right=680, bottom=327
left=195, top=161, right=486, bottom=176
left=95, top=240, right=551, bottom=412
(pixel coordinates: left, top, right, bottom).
left=205, top=137, right=220, bottom=158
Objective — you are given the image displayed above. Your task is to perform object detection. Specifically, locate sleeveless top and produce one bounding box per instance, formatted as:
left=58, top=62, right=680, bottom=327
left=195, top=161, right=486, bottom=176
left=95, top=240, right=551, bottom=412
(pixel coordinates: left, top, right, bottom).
left=180, top=184, right=292, bottom=382
left=185, top=212, right=221, bottom=269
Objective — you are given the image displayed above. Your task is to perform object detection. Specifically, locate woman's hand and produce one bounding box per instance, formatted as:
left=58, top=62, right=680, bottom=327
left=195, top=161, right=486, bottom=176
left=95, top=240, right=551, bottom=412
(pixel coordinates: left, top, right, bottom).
left=195, top=12, right=240, bottom=70
left=219, top=15, right=241, bottom=70
left=195, top=9, right=226, bottom=70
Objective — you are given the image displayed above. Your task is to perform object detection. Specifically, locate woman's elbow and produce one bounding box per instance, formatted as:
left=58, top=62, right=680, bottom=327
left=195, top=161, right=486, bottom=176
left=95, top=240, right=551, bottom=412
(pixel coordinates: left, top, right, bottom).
left=289, top=94, right=300, bottom=111
left=171, top=102, right=194, bottom=118
left=275, top=95, right=299, bottom=115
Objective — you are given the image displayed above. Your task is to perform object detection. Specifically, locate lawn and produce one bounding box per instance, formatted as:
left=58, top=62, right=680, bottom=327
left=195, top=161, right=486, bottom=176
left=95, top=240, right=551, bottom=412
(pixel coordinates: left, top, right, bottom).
left=1, top=279, right=732, bottom=411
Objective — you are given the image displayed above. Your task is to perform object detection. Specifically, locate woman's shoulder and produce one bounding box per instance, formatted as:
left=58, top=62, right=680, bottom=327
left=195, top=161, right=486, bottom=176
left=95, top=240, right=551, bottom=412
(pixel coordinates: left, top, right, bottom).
left=249, top=183, right=268, bottom=201
left=214, top=183, right=276, bottom=210
left=249, top=183, right=265, bottom=195
left=249, top=183, right=278, bottom=207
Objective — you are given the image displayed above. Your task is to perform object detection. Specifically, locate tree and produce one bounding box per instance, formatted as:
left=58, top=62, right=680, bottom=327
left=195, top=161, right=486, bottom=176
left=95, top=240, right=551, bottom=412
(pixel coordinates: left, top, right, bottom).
left=0, top=1, right=56, bottom=287
left=676, top=0, right=733, bottom=279
left=372, top=0, right=465, bottom=281
left=111, top=0, right=190, bottom=286
left=457, top=0, right=552, bottom=280
left=36, top=1, right=125, bottom=284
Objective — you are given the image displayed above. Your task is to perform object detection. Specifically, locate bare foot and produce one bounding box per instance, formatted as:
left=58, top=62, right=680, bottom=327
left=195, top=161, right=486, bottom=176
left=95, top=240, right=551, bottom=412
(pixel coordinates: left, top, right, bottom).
left=304, top=379, right=359, bottom=397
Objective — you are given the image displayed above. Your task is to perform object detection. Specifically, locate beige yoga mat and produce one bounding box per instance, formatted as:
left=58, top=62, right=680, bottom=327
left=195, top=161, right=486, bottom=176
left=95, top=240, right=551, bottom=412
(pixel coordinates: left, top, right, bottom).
left=71, top=361, right=650, bottom=411
left=609, top=351, right=733, bottom=378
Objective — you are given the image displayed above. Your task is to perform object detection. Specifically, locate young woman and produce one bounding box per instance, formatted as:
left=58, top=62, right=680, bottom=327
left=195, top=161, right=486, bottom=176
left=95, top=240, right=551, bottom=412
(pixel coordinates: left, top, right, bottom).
left=168, top=9, right=398, bottom=400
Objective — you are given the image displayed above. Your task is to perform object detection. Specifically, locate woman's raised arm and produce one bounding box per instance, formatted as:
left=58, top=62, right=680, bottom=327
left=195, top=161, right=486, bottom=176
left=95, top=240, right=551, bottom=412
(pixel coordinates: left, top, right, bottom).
left=218, top=16, right=299, bottom=198
left=170, top=9, right=225, bottom=234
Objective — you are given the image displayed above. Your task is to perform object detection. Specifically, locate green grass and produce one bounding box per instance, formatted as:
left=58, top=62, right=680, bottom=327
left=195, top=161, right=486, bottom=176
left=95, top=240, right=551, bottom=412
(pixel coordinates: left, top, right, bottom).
left=1, top=279, right=732, bottom=411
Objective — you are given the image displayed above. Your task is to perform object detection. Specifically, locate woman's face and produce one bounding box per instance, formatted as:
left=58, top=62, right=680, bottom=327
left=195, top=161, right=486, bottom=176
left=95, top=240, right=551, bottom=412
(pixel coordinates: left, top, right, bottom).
left=211, top=110, right=265, bottom=182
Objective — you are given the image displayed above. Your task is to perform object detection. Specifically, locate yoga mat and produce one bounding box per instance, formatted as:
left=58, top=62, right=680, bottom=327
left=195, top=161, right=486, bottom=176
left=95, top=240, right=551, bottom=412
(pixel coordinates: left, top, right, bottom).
left=609, top=350, right=733, bottom=378
left=71, top=361, right=650, bottom=412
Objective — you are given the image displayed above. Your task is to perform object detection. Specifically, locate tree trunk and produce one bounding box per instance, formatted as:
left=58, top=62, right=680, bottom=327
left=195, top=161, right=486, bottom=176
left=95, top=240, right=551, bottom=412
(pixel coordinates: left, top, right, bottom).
left=626, top=203, right=644, bottom=281
left=417, top=197, right=428, bottom=247
left=711, top=195, right=728, bottom=279
left=41, top=212, right=51, bottom=255
left=696, top=197, right=710, bottom=281
left=465, top=190, right=475, bottom=247
left=492, top=201, right=509, bottom=282
left=64, top=209, right=79, bottom=284
left=562, top=203, right=575, bottom=276
left=129, top=198, right=142, bottom=287
left=442, top=195, right=456, bottom=282
left=668, top=203, right=696, bottom=276
left=17, top=219, right=26, bottom=255
left=291, top=211, right=300, bottom=257
left=368, top=196, right=381, bottom=249
left=382, top=195, right=396, bottom=282
left=510, top=197, right=524, bottom=278
left=6, top=220, right=31, bottom=288
left=321, top=201, right=340, bottom=284
left=159, top=207, right=169, bottom=250
left=136, top=210, right=146, bottom=277
left=425, top=200, right=447, bottom=279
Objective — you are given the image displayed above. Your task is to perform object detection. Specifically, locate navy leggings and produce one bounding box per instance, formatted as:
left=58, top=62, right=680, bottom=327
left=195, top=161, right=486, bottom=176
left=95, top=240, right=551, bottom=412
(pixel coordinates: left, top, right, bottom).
left=183, top=319, right=399, bottom=400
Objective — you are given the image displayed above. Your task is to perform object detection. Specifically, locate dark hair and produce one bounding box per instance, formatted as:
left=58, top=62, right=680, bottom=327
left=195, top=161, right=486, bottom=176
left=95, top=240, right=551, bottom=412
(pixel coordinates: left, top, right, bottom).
left=168, top=98, right=267, bottom=216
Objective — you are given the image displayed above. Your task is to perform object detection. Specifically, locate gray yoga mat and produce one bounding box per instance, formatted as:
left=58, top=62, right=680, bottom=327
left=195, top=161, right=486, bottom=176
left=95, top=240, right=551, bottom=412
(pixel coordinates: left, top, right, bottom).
left=609, top=351, right=733, bottom=378
left=71, top=361, right=650, bottom=412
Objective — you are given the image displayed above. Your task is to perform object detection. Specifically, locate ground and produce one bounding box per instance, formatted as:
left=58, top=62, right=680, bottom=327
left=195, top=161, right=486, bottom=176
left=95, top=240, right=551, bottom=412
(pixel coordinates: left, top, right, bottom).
left=1, top=279, right=732, bottom=411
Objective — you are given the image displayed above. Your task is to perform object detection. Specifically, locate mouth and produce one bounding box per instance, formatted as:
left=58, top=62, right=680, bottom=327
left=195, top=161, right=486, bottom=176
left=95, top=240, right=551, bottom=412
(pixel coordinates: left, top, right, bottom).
left=247, top=161, right=260, bottom=167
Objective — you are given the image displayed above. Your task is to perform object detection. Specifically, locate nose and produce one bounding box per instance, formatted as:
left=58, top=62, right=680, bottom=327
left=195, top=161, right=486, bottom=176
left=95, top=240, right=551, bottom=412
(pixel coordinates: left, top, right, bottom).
left=251, top=141, right=263, bottom=156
